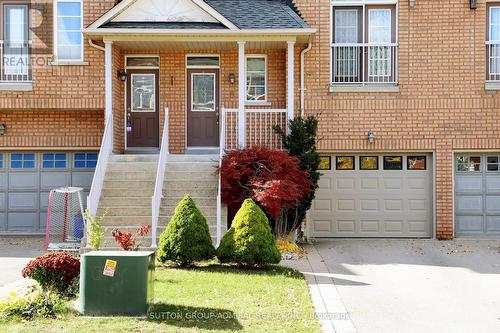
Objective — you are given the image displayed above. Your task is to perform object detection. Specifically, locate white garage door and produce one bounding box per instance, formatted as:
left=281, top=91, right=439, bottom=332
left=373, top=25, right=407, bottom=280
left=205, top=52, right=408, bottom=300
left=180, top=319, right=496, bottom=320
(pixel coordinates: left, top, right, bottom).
left=310, top=154, right=433, bottom=238
left=0, top=152, right=96, bottom=233
left=454, top=154, right=500, bottom=237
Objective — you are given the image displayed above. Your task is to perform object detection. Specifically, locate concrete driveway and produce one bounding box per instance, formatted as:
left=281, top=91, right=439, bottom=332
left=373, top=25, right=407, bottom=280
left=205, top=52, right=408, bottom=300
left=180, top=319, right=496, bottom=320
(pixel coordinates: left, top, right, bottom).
left=314, top=239, right=500, bottom=333
left=0, top=236, right=44, bottom=287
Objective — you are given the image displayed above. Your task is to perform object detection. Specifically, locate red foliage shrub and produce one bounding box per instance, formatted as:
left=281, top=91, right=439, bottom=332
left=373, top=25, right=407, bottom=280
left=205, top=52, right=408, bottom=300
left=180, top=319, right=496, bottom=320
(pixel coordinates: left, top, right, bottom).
left=112, top=225, right=151, bottom=251
left=219, top=147, right=313, bottom=220
left=22, top=252, right=80, bottom=296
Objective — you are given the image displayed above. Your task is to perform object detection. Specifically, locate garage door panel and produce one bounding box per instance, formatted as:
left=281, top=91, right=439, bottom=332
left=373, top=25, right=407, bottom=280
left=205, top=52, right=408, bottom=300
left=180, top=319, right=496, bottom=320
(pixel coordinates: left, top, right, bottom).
left=317, top=177, right=331, bottom=190
left=455, top=176, right=482, bottom=193
left=0, top=173, right=6, bottom=189
left=9, top=173, right=38, bottom=190
left=486, top=196, right=500, bottom=214
left=40, top=192, right=49, bottom=210
left=455, top=196, right=483, bottom=214
left=311, top=153, right=433, bottom=238
left=485, top=175, right=500, bottom=193
left=39, top=212, right=47, bottom=230
left=72, top=172, right=94, bottom=190
left=8, top=212, right=37, bottom=230
left=40, top=173, right=69, bottom=190
left=455, top=215, right=483, bottom=233
left=9, top=193, right=37, bottom=210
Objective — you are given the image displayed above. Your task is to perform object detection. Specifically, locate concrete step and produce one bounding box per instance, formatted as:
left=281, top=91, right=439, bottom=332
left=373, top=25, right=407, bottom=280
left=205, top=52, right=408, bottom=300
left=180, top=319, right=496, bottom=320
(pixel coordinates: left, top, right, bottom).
left=167, top=154, right=218, bottom=163
left=97, top=206, right=152, bottom=217
left=111, top=154, right=159, bottom=163
left=162, top=187, right=216, bottom=198
left=163, top=180, right=217, bottom=190
left=165, top=161, right=218, bottom=172
left=162, top=196, right=215, bottom=207
left=101, top=215, right=151, bottom=226
left=103, top=180, right=155, bottom=189
left=105, top=171, right=156, bottom=181
left=164, top=171, right=217, bottom=181
left=99, top=197, right=151, bottom=207
left=107, top=162, right=157, bottom=172
left=161, top=205, right=217, bottom=217
left=102, top=188, right=154, bottom=197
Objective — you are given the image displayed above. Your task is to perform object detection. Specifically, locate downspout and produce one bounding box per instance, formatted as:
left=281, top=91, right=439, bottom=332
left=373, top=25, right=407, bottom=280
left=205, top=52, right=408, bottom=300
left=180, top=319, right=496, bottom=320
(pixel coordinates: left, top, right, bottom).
left=300, top=37, right=313, bottom=117
left=88, top=39, right=105, bottom=52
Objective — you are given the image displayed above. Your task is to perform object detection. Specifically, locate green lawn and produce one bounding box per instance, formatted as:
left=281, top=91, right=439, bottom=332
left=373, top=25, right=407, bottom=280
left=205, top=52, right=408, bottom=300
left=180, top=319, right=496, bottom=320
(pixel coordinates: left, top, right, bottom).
left=0, top=265, right=320, bottom=333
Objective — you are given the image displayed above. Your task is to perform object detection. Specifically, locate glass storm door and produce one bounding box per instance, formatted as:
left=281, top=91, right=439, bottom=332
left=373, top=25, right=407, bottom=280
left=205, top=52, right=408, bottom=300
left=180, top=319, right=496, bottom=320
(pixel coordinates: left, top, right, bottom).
left=187, top=69, right=219, bottom=147
left=126, top=70, right=159, bottom=148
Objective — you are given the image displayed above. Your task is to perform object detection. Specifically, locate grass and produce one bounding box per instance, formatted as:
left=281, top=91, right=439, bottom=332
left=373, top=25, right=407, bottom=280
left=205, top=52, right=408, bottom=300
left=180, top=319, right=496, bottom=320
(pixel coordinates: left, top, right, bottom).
left=0, top=265, right=320, bottom=333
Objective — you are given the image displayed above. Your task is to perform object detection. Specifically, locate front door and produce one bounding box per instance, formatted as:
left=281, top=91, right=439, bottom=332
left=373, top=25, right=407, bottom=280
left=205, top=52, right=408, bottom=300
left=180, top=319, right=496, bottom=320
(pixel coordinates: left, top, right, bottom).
left=187, top=69, right=219, bottom=147
left=126, top=69, right=159, bottom=148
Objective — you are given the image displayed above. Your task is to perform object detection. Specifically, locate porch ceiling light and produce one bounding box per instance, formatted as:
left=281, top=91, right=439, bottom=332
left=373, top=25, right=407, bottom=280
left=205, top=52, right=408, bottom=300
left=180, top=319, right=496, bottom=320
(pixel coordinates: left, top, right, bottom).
left=229, top=73, right=235, bottom=85
left=368, top=130, right=375, bottom=143
left=409, top=0, right=416, bottom=7
left=0, top=124, right=6, bottom=135
left=117, top=69, right=127, bottom=82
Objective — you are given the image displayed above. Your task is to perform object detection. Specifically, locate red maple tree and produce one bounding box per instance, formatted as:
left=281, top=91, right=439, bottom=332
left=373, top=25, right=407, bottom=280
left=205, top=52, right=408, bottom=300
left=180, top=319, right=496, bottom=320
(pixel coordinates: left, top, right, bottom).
left=219, top=147, right=313, bottom=221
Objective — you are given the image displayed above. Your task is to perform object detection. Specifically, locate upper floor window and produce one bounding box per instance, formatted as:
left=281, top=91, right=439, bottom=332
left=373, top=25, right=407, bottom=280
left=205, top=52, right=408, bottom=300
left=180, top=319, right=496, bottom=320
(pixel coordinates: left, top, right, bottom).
left=487, top=5, right=500, bottom=81
left=246, top=55, right=267, bottom=102
left=54, top=0, right=83, bottom=62
left=331, top=4, right=397, bottom=85
left=1, top=3, right=30, bottom=81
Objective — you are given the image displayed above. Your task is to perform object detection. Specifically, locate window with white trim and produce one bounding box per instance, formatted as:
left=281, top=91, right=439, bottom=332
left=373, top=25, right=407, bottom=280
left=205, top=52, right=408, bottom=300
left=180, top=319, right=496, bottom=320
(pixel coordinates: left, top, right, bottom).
left=246, top=56, right=267, bottom=102
left=54, top=0, right=83, bottom=61
left=331, top=4, right=397, bottom=85
left=487, top=5, right=500, bottom=81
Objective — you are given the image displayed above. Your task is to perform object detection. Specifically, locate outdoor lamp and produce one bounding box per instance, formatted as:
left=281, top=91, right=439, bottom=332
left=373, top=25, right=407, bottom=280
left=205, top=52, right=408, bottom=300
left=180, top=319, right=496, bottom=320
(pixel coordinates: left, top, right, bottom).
left=0, top=124, right=6, bottom=135
left=229, top=73, right=235, bottom=85
left=409, top=0, right=416, bottom=7
left=470, top=0, right=477, bottom=10
left=368, top=130, right=375, bottom=143
left=117, top=69, right=127, bottom=82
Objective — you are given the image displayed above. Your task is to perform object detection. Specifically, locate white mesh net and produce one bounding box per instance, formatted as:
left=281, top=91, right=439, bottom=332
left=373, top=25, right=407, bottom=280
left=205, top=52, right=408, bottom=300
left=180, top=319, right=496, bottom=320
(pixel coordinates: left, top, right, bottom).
left=44, top=187, right=84, bottom=251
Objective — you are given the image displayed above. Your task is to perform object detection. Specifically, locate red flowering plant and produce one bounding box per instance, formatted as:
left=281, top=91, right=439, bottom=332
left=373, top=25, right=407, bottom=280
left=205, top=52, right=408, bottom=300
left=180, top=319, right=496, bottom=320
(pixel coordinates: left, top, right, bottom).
left=218, top=147, right=313, bottom=236
left=112, top=225, right=152, bottom=251
left=21, top=252, right=80, bottom=297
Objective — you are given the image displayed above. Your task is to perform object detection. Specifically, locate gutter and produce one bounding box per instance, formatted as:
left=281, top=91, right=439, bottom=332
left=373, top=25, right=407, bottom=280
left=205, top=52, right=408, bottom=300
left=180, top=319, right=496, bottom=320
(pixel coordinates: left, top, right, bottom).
left=88, top=39, right=105, bottom=51
left=300, top=36, right=313, bottom=117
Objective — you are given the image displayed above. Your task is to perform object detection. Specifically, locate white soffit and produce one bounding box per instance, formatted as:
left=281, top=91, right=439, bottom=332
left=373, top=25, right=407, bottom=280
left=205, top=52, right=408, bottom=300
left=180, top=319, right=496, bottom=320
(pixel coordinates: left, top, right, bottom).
left=111, top=0, right=219, bottom=23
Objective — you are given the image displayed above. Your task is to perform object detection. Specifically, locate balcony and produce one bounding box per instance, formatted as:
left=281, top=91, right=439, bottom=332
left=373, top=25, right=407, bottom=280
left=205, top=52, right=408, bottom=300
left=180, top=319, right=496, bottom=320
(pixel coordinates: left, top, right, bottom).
left=0, top=40, right=32, bottom=89
left=330, top=43, right=398, bottom=92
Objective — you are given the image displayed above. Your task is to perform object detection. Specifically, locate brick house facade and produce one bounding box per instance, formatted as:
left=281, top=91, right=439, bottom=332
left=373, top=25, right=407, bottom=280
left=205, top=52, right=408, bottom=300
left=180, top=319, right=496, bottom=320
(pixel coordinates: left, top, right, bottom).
left=0, top=0, right=498, bottom=239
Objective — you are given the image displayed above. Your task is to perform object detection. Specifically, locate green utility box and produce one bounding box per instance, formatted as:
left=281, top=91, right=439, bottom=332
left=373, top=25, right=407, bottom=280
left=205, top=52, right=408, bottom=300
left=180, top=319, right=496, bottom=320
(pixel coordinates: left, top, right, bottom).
left=79, top=251, right=155, bottom=316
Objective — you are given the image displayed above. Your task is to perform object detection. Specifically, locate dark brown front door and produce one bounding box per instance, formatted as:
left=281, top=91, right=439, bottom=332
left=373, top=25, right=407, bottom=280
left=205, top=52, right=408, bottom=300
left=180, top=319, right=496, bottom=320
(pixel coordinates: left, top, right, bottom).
left=187, top=69, right=219, bottom=147
left=126, top=69, right=159, bottom=148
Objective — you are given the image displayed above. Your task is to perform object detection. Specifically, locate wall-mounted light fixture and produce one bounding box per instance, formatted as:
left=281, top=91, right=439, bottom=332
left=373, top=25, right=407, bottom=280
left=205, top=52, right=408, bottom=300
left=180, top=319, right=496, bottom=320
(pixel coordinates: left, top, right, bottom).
left=470, top=0, right=477, bottom=10
left=0, top=124, right=6, bottom=135
left=36, top=4, right=46, bottom=15
left=117, top=69, right=126, bottom=82
left=409, top=0, right=416, bottom=7
left=229, top=73, right=235, bottom=85
left=368, top=130, right=375, bottom=143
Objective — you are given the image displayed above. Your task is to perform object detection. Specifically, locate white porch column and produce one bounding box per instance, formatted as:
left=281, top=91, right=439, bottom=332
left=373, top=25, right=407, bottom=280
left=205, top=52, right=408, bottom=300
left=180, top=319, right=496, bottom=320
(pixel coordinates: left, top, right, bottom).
left=237, top=41, right=246, bottom=148
left=287, top=41, right=295, bottom=122
left=104, top=40, right=113, bottom=121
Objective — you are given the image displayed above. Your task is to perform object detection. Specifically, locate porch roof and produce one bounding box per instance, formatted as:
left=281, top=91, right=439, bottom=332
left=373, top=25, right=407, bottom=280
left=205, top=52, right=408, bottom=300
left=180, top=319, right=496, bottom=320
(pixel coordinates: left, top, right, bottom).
left=84, top=0, right=314, bottom=42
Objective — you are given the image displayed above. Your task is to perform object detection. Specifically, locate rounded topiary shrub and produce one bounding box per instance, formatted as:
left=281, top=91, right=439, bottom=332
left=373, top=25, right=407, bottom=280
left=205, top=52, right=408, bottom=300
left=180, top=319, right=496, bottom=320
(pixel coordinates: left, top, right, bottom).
left=157, top=195, right=215, bottom=266
left=217, top=199, right=281, bottom=266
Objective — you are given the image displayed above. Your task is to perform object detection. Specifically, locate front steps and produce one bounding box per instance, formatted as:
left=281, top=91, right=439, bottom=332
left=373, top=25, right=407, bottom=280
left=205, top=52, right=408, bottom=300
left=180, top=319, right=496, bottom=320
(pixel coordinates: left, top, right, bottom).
left=94, top=153, right=226, bottom=249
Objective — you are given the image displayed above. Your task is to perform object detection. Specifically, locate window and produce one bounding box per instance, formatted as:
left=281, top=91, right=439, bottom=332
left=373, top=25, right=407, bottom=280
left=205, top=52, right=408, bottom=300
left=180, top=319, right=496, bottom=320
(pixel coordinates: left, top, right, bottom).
left=318, top=156, right=332, bottom=170
left=331, top=4, right=396, bottom=84
left=336, top=156, right=354, bottom=170
left=55, top=0, right=83, bottom=61
left=11, top=153, right=35, bottom=168
left=360, top=156, right=378, bottom=170
left=456, top=155, right=481, bottom=172
left=246, top=56, right=267, bottom=102
left=487, top=156, right=499, bottom=171
left=2, top=4, right=29, bottom=78
left=408, top=156, right=426, bottom=170
left=74, top=153, right=97, bottom=168
left=186, top=56, right=219, bottom=67
left=43, top=153, right=67, bottom=168
left=0, top=154, right=4, bottom=168
left=488, top=6, right=500, bottom=81
left=383, top=156, right=402, bottom=170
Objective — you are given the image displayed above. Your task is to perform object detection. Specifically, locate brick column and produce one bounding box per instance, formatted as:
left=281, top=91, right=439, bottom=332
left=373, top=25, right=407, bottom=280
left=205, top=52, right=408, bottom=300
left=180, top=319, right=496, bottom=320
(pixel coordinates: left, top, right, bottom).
left=435, top=140, right=454, bottom=240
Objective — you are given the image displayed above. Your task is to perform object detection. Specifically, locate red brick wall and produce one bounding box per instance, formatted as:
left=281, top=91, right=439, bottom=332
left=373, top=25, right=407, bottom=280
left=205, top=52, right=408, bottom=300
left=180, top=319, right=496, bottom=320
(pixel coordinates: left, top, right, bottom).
left=293, top=0, right=500, bottom=239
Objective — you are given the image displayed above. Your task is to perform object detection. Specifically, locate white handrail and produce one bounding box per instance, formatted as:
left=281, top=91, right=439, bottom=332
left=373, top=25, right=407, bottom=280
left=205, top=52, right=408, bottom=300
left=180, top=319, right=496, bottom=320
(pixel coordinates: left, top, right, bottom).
left=151, top=107, right=169, bottom=248
left=87, top=113, right=114, bottom=217
left=216, top=108, right=226, bottom=246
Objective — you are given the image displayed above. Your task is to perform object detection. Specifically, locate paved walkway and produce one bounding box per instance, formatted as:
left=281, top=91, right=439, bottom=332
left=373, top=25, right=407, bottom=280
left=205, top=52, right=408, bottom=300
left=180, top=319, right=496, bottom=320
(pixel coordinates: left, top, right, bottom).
left=283, top=244, right=357, bottom=333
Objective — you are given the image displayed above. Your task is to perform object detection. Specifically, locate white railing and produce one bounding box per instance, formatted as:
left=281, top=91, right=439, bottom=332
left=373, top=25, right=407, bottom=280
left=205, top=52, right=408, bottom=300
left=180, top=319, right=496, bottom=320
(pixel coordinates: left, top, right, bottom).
left=331, top=43, right=398, bottom=85
left=0, top=40, right=32, bottom=83
left=222, top=108, right=288, bottom=150
left=487, top=41, right=500, bottom=81
left=151, top=107, right=169, bottom=248
left=216, top=108, right=226, bottom=247
left=87, top=113, right=114, bottom=216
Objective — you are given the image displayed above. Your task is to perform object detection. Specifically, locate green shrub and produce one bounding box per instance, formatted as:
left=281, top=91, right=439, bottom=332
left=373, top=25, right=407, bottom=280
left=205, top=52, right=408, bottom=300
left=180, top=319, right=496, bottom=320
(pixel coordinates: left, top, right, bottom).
left=0, top=286, right=64, bottom=320
left=217, top=199, right=281, bottom=266
left=157, top=195, right=215, bottom=266
left=84, top=209, right=107, bottom=251
left=22, top=252, right=80, bottom=297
